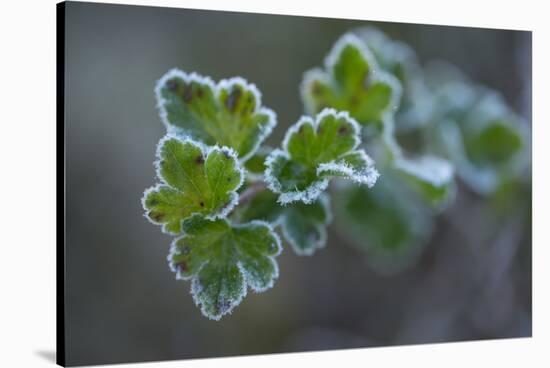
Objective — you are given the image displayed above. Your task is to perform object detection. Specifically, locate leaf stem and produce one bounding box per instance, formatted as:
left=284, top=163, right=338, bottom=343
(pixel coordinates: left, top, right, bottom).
left=238, top=181, right=267, bottom=207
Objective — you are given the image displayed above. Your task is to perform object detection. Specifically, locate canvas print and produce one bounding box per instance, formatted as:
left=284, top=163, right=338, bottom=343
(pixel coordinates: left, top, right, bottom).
left=58, top=1, right=532, bottom=366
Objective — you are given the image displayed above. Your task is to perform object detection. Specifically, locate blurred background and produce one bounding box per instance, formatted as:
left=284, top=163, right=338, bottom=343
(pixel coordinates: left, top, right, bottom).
left=64, top=2, right=531, bottom=366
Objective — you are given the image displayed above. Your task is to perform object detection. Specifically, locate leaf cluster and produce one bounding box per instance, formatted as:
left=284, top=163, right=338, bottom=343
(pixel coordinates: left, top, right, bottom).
left=142, top=27, right=529, bottom=319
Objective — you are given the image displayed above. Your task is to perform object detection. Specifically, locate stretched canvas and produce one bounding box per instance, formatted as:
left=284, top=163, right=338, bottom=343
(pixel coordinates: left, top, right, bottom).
left=58, top=1, right=532, bottom=366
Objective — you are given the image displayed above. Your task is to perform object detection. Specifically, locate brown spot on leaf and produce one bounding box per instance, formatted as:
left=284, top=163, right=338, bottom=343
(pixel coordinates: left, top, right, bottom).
left=149, top=211, right=165, bottom=222
left=197, top=87, right=204, bottom=98
left=195, top=155, right=204, bottom=165
left=226, top=87, right=242, bottom=112
left=166, top=80, right=178, bottom=92
left=176, top=261, right=188, bottom=273
left=183, top=85, right=193, bottom=103
left=199, top=201, right=205, bottom=207
left=338, top=125, right=349, bottom=136
left=311, top=81, right=323, bottom=96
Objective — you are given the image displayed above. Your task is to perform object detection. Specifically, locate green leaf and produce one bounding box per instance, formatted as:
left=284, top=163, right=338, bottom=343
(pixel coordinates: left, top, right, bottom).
left=434, top=90, right=529, bottom=195
left=353, top=27, right=435, bottom=131
left=233, top=189, right=333, bottom=256
left=393, top=155, right=455, bottom=208
left=156, top=69, right=276, bottom=161
left=301, top=33, right=401, bottom=130
left=265, top=109, right=379, bottom=204
left=333, top=175, right=432, bottom=275
left=280, top=194, right=332, bottom=255
left=168, top=216, right=282, bottom=320
left=142, top=136, right=244, bottom=234
left=464, top=120, right=523, bottom=166
left=353, top=27, right=418, bottom=80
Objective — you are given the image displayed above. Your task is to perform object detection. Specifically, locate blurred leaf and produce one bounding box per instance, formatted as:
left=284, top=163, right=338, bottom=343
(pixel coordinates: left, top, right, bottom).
left=265, top=109, right=378, bottom=204
left=394, top=155, right=455, bottom=209
left=301, top=33, right=401, bottom=130
left=333, top=174, right=432, bottom=275
left=142, top=136, right=243, bottom=234
left=464, top=120, right=523, bottom=165
left=353, top=27, right=435, bottom=130
left=433, top=90, right=529, bottom=195
left=156, top=69, right=276, bottom=161
left=424, top=61, right=478, bottom=124
left=353, top=27, right=418, bottom=79
left=168, top=215, right=281, bottom=320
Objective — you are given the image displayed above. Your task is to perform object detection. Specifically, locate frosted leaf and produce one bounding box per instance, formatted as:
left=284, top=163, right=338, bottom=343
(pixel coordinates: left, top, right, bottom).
left=265, top=108, right=379, bottom=205
left=353, top=26, right=436, bottom=131
left=142, top=136, right=244, bottom=234
left=301, top=33, right=401, bottom=130
left=433, top=88, right=529, bottom=195
left=280, top=194, right=333, bottom=256
left=333, top=175, right=433, bottom=275
left=233, top=189, right=333, bottom=256
left=156, top=69, right=276, bottom=161
left=394, top=155, right=455, bottom=208
left=168, top=216, right=281, bottom=320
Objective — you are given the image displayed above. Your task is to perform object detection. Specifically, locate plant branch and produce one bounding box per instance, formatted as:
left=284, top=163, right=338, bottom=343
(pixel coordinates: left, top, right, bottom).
left=238, top=181, right=267, bottom=207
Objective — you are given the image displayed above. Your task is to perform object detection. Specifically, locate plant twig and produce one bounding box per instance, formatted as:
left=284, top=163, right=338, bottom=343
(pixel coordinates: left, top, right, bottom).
left=238, top=181, right=267, bottom=207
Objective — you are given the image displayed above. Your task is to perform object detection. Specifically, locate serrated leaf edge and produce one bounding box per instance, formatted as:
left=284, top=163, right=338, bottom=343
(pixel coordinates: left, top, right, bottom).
left=265, top=108, right=377, bottom=205
left=141, top=135, right=245, bottom=234
left=155, top=68, right=277, bottom=162
left=167, top=219, right=282, bottom=321
left=317, top=150, right=379, bottom=187
left=300, top=33, right=403, bottom=122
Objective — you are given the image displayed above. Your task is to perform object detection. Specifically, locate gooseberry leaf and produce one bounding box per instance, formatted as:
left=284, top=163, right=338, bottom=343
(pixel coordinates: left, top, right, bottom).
left=265, top=109, right=379, bottom=205
left=353, top=27, right=435, bottom=131
left=435, top=90, right=528, bottom=195
left=393, top=155, right=455, bottom=208
left=156, top=69, right=276, bottom=161
left=167, top=215, right=282, bottom=320
left=333, top=175, right=433, bottom=275
left=465, top=120, right=523, bottom=165
left=353, top=27, right=418, bottom=81
left=280, top=194, right=332, bottom=255
left=142, top=136, right=244, bottom=234
left=234, top=190, right=333, bottom=256
left=301, top=33, right=401, bottom=130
